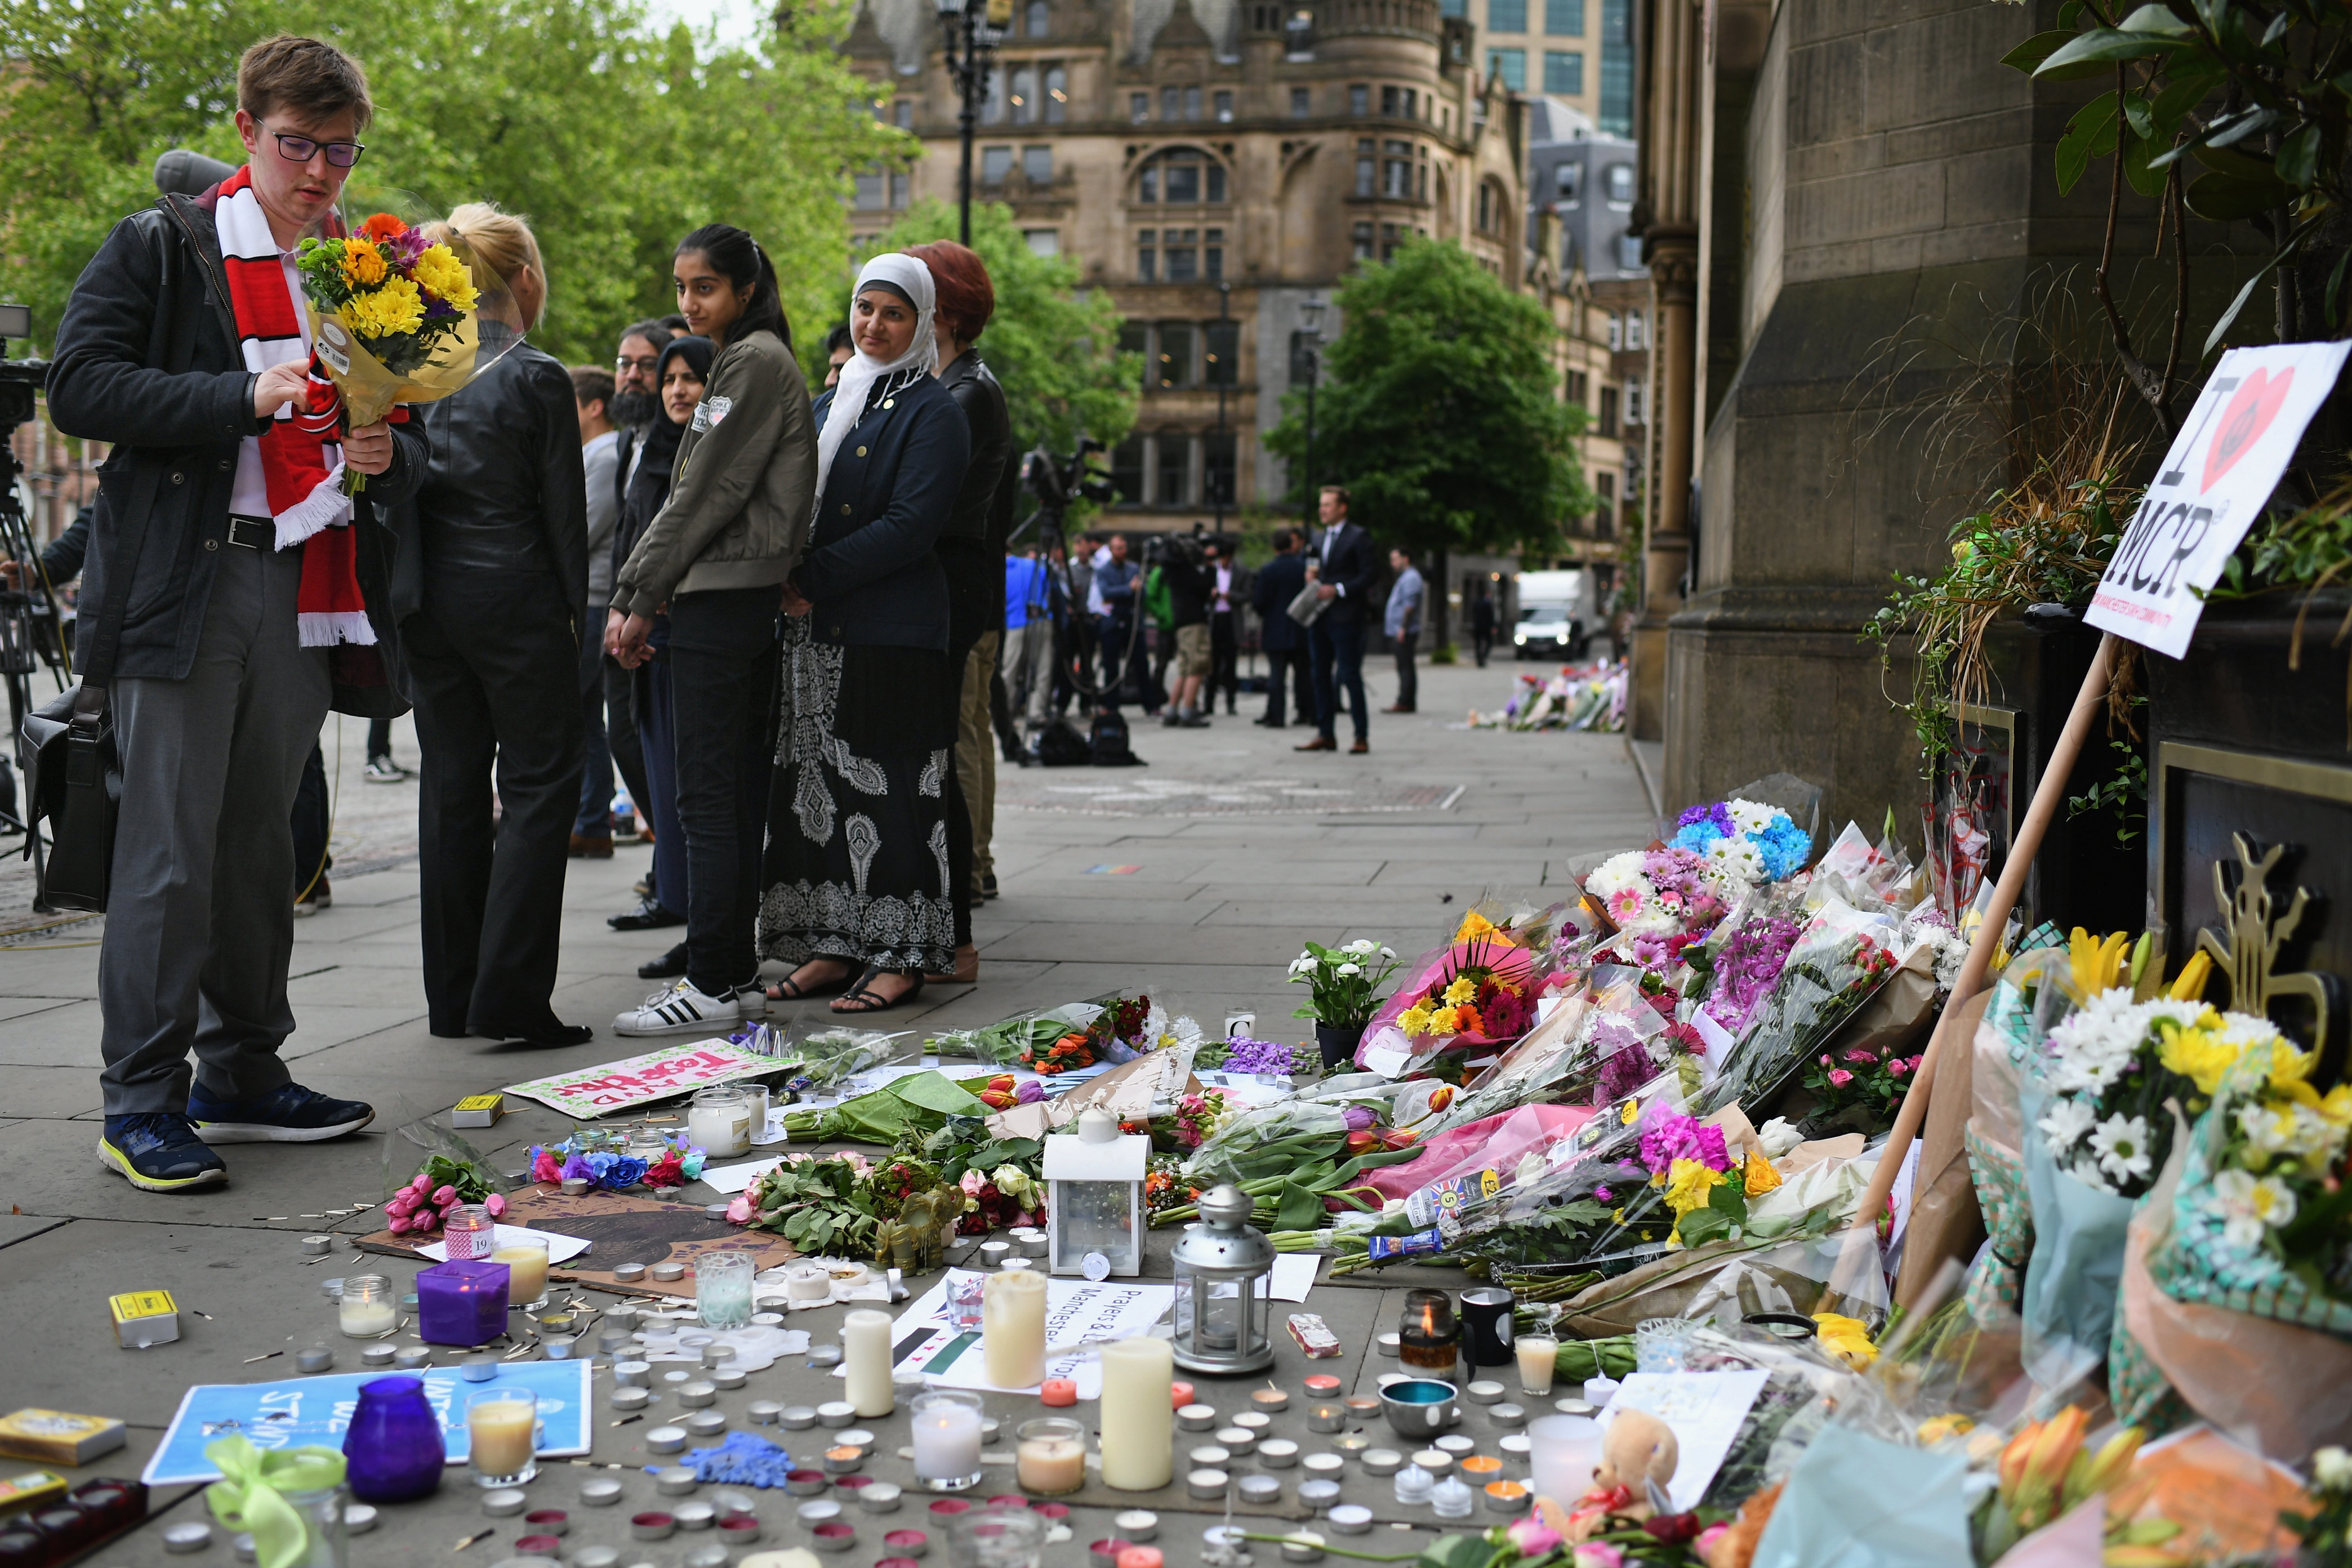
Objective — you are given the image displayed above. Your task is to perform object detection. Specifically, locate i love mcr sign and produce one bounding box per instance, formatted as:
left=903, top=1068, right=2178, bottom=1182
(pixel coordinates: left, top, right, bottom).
left=2087, top=340, right=2351, bottom=659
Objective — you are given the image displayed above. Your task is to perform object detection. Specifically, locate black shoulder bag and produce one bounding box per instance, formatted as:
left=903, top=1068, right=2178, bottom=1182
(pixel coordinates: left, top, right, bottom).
left=24, top=197, right=235, bottom=911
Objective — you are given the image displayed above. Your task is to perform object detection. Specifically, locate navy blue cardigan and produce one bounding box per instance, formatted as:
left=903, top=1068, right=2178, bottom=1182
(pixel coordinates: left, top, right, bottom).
left=794, top=373, right=970, bottom=651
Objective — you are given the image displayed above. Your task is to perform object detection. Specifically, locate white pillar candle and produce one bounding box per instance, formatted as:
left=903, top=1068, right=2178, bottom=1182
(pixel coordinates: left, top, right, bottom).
left=841, top=1309, right=894, bottom=1419
left=1515, top=1335, right=1558, bottom=1397
left=1097, top=1337, right=1174, bottom=1491
left=493, top=1242, right=549, bottom=1308
left=982, top=1268, right=1048, bottom=1389
left=911, top=1398, right=984, bottom=1484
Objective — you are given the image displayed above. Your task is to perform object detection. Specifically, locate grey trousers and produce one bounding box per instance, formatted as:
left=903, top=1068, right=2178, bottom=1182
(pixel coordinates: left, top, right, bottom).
left=998, top=619, right=1054, bottom=729
left=99, top=540, right=329, bottom=1115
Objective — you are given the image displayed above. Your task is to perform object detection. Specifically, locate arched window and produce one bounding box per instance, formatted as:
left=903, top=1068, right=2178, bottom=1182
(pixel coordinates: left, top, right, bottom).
left=1025, top=0, right=1049, bottom=34
left=1134, top=147, right=1230, bottom=206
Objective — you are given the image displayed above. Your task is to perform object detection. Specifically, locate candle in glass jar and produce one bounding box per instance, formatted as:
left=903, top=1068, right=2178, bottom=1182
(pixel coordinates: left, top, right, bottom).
left=338, top=1274, right=397, bottom=1338
left=911, top=1393, right=985, bottom=1488
left=982, top=1268, right=1048, bottom=1389
left=1514, top=1335, right=1558, bottom=1397
left=687, top=1086, right=752, bottom=1158
left=1398, top=1289, right=1460, bottom=1380
left=494, top=1240, right=549, bottom=1310
left=467, top=1392, right=538, bottom=1484
left=1015, top=1419, right=1086, bottom=1495
left=842, top=1309, right=894, bottom=1419
left=1097, top=1338, right=1173, bottom=1491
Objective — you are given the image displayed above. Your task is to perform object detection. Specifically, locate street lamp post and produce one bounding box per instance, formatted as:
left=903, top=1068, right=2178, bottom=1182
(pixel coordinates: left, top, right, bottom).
left=1297, top=292, right=1325, bottom=529
left=936, top=0, right=1005, bottom=247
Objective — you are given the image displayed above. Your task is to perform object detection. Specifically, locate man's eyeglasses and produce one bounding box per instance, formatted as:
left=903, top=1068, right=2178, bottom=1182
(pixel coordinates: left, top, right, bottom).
left=271, top=130, right=365, bottom=168
left=616, top=356, right=662, bottom=377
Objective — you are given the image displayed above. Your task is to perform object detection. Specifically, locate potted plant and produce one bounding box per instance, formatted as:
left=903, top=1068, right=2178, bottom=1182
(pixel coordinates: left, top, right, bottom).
left=1288, top=939, right=1402, bottom=1067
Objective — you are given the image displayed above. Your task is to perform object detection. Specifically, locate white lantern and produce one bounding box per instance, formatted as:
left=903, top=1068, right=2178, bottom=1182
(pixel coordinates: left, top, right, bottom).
left=1043, top=1107, right=1148, bottom=1278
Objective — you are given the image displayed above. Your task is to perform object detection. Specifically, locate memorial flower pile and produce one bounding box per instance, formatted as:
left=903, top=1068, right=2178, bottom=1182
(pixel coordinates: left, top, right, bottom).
left=527, top=1132, right=706, bottom=1192
left=1585, top=848, right=1727, bottom=950
left=1669, top=797, right=1813, bottom=899
left=1397, top=943, right=1536, bottom=1043
left=2027, top=986, right=2210, bottom=1199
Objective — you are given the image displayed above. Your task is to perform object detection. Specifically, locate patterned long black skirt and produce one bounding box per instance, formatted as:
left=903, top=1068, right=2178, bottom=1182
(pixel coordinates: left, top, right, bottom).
left=757, top=617, right=957, bottom=974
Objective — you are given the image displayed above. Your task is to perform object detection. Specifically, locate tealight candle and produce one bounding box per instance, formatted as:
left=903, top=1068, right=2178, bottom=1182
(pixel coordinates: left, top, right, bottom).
left=1250, top=1389, right=1289, bottom=1414
left=1169, top=1382, right=1195, bottom=1410
left=1302, top=1375, right=1342, bottom=1399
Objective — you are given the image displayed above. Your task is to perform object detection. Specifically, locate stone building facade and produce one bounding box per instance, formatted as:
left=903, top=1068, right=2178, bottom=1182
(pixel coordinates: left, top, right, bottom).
left=1628, top=0, right=2248, bottom=828
left=843, top=0, right=1582, bottom=537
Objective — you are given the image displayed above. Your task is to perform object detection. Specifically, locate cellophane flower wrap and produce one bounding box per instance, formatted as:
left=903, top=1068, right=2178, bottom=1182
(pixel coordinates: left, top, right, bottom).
left=1668, top=796, right=1815, bottom=903
left=293, top=214, right=519, bottom=485
left=2148, top=1012, right=2352, bottom=1330
left=1697, top=896, right=1906, bottom=1119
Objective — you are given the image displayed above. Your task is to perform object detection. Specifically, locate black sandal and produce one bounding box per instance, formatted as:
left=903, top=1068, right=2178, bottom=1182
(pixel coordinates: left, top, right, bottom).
left=767, top=960, right=859, bottom=1001
left=832, top=966, right=925, bottom=1015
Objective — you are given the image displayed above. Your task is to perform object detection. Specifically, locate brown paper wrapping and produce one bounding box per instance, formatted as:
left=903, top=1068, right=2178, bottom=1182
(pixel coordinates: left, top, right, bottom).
left=307, top=304, right=487, bottom=428
left=1894, top=988, right=1993, bottom=1308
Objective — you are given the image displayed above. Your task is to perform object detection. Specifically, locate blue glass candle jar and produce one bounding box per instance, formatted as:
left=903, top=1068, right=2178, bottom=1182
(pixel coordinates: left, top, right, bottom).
left=343, top=1376, right=444, bottom=1503
left=416, top=1259, right=511, bottom=1346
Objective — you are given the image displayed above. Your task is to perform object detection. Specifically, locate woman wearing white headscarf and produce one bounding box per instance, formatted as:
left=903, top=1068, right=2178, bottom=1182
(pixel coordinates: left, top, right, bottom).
left=757, top=254, right=972, bottom=1014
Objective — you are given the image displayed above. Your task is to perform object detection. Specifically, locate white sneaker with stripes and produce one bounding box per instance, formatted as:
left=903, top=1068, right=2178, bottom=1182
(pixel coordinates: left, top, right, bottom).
left=613, top=978, right=741, bottom=1037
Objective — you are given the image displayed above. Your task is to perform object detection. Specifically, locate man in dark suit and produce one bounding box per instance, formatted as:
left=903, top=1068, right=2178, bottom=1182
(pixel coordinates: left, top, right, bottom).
left=1298, top=485, right=1376, bottom=754
left=1251, top=529, right=1312, bottom=727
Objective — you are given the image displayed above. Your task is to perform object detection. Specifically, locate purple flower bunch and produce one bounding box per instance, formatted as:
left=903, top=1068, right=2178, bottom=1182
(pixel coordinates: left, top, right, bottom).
left=1676, top=801, right=1735, bottom=840
left=1640, top=1111, right=1731, bottom=1176
left=1640, top=847, right=1726, bottom=928
left=1597, top=1043, right=1657, bottom=1103
left=1703, top=914, right=1800, bottom=1034
left=1222, top=1036, right=1299, bottom=1076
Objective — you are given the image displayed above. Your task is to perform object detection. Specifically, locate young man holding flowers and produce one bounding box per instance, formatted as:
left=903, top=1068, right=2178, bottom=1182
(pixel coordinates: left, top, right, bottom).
left=49, top=35, right=420, bottom=1191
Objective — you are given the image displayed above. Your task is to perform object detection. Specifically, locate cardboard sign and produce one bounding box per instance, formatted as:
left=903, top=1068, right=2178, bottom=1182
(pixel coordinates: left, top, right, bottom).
left=2086, top=342, right=2351, bottom=657
left=504, top=1039, right=781, bottom=1119
left=144, top=1360, right=592, bottom=1486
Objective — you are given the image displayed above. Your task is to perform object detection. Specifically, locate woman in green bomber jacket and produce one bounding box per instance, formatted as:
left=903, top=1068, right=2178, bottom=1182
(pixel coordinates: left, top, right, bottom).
left=607, top=223, right=817, bottom=1038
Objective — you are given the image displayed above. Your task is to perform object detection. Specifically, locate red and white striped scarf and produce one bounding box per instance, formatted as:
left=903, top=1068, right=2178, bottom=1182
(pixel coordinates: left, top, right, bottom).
left=212, top=164, right=376, bottom=648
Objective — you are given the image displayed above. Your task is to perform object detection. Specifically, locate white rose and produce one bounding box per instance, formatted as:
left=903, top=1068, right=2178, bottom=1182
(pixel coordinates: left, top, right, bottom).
left=2313, top=1447, right=2352, bottom=1490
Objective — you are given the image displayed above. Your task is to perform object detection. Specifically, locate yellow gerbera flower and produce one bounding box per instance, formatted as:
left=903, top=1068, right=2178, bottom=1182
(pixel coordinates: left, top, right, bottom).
left=342, top=274, right=424, bottom=338
left=340, top=242, right=387, bottom=288
left=410, top=243, right=480, bottom=312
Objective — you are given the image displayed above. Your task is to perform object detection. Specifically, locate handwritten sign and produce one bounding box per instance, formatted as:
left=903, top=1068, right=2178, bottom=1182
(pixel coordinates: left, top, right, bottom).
left=144, top=1360, right=592, bottom=1486
left=888, top=1269, right=1174, bottom=1396
left=504, top=1039, right=779, bottom=1120
left=2086, top=341, right=2350, bottom=658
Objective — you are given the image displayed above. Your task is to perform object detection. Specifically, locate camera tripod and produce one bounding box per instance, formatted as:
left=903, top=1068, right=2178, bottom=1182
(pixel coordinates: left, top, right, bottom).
left=0, top=421, right=74, bottom=902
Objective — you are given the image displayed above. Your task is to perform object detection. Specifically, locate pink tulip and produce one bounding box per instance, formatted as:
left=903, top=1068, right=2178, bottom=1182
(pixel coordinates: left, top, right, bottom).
left=409, top=1174, right=433, bottom=1193
left=386, top=1214, right=411, bottom=1233
left=484, top=1193, right=506, bottom=1218
left=432, top=1185, right=458, bottom=1205
left=385, top=1194, right=414, bottom=1218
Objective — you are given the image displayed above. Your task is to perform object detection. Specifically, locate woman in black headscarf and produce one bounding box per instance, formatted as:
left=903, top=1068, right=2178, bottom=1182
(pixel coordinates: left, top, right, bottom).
left=607, top=334, right=715, bottom=977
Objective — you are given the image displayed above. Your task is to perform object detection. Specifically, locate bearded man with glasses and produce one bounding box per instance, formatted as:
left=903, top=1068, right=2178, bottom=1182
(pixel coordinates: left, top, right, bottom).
left=48, top=34, right=424, bottom=1192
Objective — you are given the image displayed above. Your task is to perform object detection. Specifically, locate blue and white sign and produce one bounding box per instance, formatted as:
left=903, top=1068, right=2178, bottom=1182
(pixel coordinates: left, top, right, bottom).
left=142, top=1360, right=593, bottom=1486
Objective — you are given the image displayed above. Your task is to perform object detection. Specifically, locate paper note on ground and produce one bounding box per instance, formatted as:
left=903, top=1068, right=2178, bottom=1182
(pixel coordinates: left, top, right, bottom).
left=415, top=1223, right=593, bottom=1265
left=890, top=1269, right=1172, bottom=1397
left=1598, top=1369, right=1771, bottom=1513
left=145, top=1360, right=591, bottom=1486
left=505, top=1039, right=779, bottom=1119
left=1257, top=1252, right=1318, bottom=1302
left=700, top=1156, right=786, bottom=1197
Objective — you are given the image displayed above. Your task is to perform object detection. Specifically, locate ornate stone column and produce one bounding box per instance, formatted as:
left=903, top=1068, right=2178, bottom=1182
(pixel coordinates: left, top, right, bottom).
left=1631, top=230, right=1695, bottom=741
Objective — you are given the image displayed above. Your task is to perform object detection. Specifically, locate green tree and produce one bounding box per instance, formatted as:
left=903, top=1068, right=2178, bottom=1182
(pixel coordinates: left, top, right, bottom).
left=0, top=0, right=906, bottom=367
left=874, top=197, right=1140, bottom=459
left=1263, top=238, right=1591, bottom=565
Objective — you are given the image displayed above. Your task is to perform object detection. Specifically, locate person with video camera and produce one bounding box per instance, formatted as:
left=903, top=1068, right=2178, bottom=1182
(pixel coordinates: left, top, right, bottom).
left=47, top=35, right=418, bottom=1192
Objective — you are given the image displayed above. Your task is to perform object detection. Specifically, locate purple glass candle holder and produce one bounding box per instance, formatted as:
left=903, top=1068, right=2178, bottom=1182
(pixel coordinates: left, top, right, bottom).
left=416, top=1259, right=510, bottom=1346
left=344, top=1376, right=446, bottom=1503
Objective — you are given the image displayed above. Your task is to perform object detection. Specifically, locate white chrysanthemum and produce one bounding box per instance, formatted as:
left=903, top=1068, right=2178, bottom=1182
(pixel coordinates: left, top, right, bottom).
left=1725, top=798, right=1776, bottom=835
left=1344, top=938, right=1378, bottom=956
left=2037, top=1094, right=2097, bottom=1153
left=1585, top=851, right=1649, bottom=901
left=2314, top=1447, right=2352, bottom=1491
left=2139, top=997, right=2209, bottom=1034
left=2090, top=1112, right=2153, bottom=1184
left=1142, top=1004, right=1171, bottom=1049
left=2211, top=1168, right=2297, bottom=1250
left=2068, top=1156, right=2118, bottom=1195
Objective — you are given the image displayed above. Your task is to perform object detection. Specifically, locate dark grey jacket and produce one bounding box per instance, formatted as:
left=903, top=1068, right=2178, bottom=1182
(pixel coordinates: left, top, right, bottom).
left=46, top=190, right=426, bottom=687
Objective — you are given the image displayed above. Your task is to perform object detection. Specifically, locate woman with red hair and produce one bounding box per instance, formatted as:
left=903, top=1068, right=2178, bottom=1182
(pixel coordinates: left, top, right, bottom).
left=907, top=240, right=1015, bottom=986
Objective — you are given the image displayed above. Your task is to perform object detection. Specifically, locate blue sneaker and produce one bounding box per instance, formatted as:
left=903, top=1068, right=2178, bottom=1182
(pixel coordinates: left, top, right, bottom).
left=186, top=1083, right=375, bottom=1143
left=98, top=1113, right=229, bottom=1192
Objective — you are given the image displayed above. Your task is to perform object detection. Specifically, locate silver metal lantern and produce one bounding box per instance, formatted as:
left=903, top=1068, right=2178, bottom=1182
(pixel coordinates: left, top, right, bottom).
left=1169, top=1183, right=1276, bottom=1375
left=1043, top=1107, right=1148, bottom=1277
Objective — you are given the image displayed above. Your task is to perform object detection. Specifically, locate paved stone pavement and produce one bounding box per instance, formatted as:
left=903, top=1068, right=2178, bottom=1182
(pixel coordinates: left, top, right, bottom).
left=0, top=657, right=1651, bottom=1565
